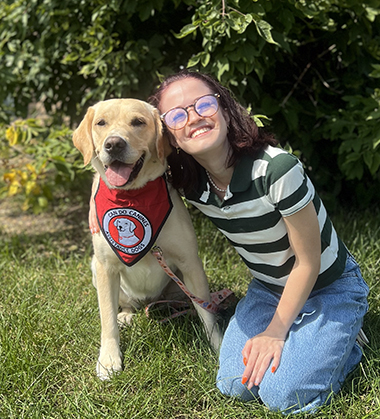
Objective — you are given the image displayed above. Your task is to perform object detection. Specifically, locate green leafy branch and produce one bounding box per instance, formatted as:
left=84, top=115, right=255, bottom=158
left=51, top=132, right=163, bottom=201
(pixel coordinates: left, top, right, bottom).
left=174, top=0, right=280, bottom=81
left=1, top=119, right=91, bottom=213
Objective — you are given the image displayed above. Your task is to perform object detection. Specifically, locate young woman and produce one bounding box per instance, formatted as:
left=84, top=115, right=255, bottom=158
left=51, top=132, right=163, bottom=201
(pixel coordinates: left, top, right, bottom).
left=148, top=70, right=368, bottom=414
left=89, top=70, right=368, bottom=414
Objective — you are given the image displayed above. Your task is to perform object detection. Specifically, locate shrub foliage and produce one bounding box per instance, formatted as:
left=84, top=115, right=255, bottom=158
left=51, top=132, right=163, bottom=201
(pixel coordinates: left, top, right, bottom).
left=1, top=0, right=379, bottom=210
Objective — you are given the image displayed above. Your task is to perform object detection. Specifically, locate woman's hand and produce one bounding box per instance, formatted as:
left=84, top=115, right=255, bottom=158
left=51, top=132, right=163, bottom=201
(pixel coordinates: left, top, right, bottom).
left=241, top=332, right=284, bottom=389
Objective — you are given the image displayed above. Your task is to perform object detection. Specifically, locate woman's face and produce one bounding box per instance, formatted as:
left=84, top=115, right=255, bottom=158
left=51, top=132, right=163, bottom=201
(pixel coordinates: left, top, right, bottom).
left=159, top=77, right=229, bottom=159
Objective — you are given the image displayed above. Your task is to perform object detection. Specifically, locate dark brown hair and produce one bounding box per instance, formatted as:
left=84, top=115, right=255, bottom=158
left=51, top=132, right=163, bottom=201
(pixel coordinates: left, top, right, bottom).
left=149, top=70, right=277, bottom=195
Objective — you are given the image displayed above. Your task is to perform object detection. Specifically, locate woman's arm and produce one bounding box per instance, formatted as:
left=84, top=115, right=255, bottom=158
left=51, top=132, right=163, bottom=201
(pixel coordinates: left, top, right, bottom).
left=241, top=201, right=321, bottom=389
left=89, top=178, right=100, bottom=235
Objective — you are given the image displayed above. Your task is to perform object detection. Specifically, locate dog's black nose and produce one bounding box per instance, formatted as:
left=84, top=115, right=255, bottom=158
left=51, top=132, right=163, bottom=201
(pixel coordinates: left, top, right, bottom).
left=104, top=136, right=127, bottom=154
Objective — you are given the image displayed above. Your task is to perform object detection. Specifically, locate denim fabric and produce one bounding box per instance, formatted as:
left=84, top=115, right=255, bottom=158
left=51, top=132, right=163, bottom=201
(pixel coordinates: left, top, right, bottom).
left=216, top=254, right=369, bottom=414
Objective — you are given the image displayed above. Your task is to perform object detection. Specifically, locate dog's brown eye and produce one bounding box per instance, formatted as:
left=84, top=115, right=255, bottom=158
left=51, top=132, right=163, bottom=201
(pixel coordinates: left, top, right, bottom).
left=96, top=119, right=106, bottom=126
left=130, top=117, right=146, bottom=127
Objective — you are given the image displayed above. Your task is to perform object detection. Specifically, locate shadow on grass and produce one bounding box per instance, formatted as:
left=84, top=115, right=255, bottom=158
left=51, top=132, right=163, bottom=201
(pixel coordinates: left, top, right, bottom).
left=0, top=197, right=92, bottom=261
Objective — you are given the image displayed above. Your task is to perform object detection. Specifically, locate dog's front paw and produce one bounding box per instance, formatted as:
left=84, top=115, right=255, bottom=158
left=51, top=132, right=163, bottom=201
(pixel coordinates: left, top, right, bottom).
left=117, top=311, right=135, bottom=326
left=96, top=349, right=123, bottom=380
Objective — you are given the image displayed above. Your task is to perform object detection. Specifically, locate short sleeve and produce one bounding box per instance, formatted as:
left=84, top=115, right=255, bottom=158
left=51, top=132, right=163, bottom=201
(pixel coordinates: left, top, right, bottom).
left=264, top=152, right=314, bottom=217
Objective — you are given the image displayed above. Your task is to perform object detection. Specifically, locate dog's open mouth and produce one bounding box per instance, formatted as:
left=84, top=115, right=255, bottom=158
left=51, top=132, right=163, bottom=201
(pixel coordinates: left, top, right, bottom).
left=105, top=154, right=145, bottom=187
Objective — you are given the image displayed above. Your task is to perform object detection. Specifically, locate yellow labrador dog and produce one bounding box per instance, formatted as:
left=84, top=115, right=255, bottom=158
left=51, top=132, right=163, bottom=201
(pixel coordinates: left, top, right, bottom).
left=73, top=99, right=221, bottom=380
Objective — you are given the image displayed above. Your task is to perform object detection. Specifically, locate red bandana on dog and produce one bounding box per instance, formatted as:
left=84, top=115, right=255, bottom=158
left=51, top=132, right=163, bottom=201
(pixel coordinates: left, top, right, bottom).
left=95, top=177, right=173, bottom=266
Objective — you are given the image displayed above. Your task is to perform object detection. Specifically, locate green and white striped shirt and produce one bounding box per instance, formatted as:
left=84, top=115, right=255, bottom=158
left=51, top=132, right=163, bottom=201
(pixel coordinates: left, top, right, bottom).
left=186, top=146, right=347, bottom=291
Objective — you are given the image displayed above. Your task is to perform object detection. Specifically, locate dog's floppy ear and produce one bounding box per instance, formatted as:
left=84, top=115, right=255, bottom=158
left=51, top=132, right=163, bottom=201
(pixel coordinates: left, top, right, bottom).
left=73, top=107, right=95, bottom=166
left=153, top=108, right=172, bottom=164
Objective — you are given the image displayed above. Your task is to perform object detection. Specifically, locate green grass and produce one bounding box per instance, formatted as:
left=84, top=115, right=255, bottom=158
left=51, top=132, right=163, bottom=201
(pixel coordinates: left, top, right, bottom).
left=1, top=202, right=379, bottom=419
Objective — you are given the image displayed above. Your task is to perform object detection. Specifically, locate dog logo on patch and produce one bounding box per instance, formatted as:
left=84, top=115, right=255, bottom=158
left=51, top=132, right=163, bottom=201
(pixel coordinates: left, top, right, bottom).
left=114, top=218, right=139, bottom=246
left=103, top=208, right=152, bottom=255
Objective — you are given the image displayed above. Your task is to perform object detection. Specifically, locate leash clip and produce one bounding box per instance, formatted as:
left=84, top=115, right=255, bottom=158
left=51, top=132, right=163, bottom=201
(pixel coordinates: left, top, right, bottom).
left=151, top=245, right=163, bottom=257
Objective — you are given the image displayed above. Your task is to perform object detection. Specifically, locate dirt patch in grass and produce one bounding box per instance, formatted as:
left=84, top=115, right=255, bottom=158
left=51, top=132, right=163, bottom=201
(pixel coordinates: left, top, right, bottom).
left=0, top=200, right=66, bottom=236
left=0, top=197, right=90, bottom=240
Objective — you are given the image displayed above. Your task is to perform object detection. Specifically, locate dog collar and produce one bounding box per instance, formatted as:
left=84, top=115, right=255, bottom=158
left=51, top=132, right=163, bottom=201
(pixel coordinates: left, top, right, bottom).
left=94, top=176, right=173, bottom=267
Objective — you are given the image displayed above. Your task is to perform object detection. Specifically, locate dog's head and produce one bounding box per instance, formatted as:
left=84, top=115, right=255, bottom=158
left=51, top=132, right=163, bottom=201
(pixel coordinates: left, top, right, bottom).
left=114, top=218, right=136, bottom=234
left=73, top=99, right=172, bottom=189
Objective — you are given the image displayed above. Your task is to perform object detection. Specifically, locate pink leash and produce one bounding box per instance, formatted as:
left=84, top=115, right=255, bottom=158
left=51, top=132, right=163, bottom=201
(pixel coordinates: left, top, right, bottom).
left=146, top=245, right=233, bottom=321
left=148, top=247, right=370, bottom=348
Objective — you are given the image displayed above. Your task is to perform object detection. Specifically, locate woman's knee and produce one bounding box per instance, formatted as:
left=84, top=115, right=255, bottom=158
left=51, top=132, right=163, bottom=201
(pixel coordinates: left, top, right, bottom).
left=216, top=373, right=257, bottom=402
left=216, top=376, right=332, bottom=414
left=216, top=359, right=339, bottom=413
left=257, top=375, right=334, bottom=414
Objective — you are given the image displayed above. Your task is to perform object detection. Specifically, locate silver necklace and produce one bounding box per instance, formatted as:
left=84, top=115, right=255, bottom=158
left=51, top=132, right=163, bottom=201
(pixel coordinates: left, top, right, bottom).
left=206, top=170, right=227, bottom=193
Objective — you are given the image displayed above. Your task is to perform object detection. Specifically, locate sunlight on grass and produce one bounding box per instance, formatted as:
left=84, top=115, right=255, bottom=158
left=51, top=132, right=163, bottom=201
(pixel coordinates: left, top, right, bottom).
left=1, top=205, right=379, bottom=418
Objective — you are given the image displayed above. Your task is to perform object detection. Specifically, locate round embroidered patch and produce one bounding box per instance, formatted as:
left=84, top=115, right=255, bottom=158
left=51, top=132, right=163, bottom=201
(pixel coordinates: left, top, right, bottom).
left=103, top=208, right=152, bottom=255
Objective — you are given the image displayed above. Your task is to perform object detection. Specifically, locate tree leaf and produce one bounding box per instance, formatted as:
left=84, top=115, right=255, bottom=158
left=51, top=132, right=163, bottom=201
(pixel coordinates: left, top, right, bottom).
left=216, top=57, right=230, bottom=80
left=254, top=18, right=279, bottom=45
left=174, top=23, right=198, bottom=39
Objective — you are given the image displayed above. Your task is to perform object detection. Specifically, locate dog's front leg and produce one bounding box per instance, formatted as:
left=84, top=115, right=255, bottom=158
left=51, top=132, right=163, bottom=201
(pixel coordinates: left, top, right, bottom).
left=94, top=257, right=123, bottom=380
left=193, top=304, right=223, bottom=352
left=180, top=264, right=223, bottom=351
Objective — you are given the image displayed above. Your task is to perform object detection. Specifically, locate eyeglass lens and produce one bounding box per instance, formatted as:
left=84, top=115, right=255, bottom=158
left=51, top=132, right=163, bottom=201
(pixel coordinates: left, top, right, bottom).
left=163, top=94, right=219, bottom=130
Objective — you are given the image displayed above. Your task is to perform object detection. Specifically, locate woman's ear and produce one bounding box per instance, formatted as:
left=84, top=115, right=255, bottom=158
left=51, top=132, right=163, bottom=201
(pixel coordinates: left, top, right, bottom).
left=222, top=108, right=231, bottom=127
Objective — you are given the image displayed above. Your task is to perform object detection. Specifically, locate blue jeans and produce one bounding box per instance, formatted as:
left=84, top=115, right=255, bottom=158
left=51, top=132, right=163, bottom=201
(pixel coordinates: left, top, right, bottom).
left=216, top=254, right=369, bottom=414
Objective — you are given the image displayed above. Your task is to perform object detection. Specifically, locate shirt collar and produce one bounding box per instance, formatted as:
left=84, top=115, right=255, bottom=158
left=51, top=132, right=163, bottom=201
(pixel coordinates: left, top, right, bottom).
left=188, top=154, right=254, bottom=203
left=229, top=154, right=254, bottom=193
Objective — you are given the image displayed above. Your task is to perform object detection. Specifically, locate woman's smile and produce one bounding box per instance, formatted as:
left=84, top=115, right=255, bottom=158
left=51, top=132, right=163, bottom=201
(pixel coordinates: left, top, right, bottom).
left=189, top=124, right=213, bottom=139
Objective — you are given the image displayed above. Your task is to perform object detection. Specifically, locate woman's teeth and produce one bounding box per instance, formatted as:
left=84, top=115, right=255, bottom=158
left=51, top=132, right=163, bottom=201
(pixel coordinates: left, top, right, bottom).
left=191, top=127, right=211, bottom=138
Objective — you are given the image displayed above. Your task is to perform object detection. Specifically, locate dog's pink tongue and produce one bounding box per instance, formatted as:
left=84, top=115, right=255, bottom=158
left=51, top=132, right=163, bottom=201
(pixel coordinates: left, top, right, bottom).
left=105, top=162, right=133, bottom=187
